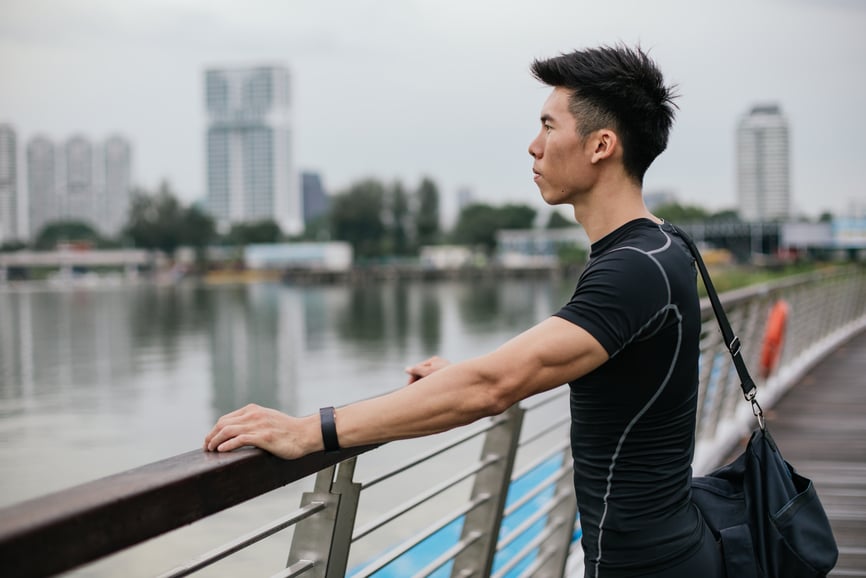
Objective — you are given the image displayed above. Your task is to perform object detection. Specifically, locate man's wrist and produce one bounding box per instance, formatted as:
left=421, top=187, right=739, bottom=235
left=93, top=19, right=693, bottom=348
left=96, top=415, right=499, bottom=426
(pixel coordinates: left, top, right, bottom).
left=319, top=406, right=341, bottom=453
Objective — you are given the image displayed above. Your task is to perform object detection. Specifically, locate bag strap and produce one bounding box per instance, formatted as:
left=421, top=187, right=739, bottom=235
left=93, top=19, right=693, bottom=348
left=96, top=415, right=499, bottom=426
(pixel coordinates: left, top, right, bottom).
left=670, top=224, right=765, bottom=429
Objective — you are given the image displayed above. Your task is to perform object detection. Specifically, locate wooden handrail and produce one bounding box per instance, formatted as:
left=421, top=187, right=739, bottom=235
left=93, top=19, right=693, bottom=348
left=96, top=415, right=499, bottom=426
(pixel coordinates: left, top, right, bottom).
left=0, top=445, right=377, bottom=578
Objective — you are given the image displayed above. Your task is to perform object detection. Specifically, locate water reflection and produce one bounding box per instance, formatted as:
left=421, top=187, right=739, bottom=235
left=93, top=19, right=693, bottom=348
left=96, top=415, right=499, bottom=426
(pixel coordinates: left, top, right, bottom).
left=0, top=277, right=573, bottom=508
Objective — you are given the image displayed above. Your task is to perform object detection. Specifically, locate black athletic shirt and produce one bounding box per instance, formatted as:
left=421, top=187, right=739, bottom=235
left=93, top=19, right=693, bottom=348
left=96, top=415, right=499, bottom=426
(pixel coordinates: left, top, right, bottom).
left=554, top=219, right=703, bottom=577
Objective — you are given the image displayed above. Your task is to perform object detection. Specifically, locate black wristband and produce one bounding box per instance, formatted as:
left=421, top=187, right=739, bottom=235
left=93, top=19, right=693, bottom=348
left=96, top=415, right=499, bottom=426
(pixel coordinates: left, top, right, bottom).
left=319, top=406, right=340, bottom=453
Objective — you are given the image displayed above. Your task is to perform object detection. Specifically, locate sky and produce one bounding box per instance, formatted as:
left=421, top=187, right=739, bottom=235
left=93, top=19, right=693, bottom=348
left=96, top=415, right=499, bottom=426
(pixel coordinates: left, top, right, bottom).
left=2, top=0, right=865, bottom=226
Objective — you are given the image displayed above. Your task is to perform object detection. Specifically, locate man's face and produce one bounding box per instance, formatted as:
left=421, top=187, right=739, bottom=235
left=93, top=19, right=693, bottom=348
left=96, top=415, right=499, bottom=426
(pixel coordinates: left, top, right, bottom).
left=528, top=87, right=594, bottom=206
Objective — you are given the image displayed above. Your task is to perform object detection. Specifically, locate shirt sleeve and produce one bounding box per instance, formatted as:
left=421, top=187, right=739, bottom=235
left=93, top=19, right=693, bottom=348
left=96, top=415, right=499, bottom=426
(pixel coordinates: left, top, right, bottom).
left=554, top=248, right=671, bottom=357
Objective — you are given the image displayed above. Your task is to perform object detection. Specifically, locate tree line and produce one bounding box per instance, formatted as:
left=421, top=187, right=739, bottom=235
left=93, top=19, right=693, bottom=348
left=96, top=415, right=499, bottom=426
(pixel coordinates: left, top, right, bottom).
left=2, top=175, right=759, bottom=261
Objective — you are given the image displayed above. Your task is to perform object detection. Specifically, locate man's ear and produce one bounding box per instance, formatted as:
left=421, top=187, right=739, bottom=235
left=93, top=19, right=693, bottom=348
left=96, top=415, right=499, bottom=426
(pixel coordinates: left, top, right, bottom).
left=590, top=129, right=618, bottom=164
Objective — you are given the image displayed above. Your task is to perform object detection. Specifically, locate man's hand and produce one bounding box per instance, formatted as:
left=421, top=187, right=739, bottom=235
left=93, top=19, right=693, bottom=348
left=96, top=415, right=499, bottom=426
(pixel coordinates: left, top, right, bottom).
left=405, top=356, right=451, bottom=384
left=204, top=403, right=319, bottom=459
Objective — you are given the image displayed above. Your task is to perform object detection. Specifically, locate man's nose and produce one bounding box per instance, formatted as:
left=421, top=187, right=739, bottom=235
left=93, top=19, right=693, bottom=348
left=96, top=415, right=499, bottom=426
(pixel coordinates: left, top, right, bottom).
left=528, top=133, right=542, bottom=158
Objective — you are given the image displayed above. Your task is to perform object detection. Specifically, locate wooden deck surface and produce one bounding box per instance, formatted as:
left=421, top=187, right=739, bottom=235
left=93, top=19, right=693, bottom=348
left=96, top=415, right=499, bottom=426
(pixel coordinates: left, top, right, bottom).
left=761, top=328, right=866, bottom=576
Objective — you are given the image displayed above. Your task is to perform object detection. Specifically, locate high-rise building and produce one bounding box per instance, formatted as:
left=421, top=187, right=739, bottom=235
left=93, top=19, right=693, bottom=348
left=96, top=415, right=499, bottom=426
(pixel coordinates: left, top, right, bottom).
left=64, top=135, right=95, bottom=227
left=27, top=136, right=58, bottom=240
left=103, top=136, right=132, bottom=236
left=27, top=134, right=132, bottom=241
left=0, top=124, right=18, bottom=244
left=205, top=65, right=300, bottom=235
left=301, top=171, right=329, bottom=226
left=737, top=104, right=791, bottom=222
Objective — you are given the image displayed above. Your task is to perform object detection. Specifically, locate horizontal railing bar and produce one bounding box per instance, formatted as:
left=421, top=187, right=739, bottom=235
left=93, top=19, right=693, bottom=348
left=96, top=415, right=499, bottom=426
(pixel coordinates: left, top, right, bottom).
left=411, top=530, right=483, bottom=578
left=697, top=268, right=851, bottom=314
left=361, top=419, right=498, bottom=490
left=0, top=444, right=377, bottom=578
left=351, top=494, right=490, bottom=577
left=521, top=389, right=569, bottom=412
left=503, top=465, right=570, bottom=518
left=510, top=438, right=570, bottom=482
left=352, top=455, right=499, bottom=542
left=491, top=516, right=567, bottom=578
left=517, top=415, right=569, bottom=448
left=497, top=489, right=570, bottom=551
left=271, top=559, right=316, bottom=578
left=157, top=501, right=327, bottom=578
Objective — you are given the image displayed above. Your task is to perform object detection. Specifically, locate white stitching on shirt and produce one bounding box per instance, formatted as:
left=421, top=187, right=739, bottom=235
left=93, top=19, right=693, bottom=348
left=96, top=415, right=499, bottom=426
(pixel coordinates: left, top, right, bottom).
left=594, top=227, right=683, bottom=577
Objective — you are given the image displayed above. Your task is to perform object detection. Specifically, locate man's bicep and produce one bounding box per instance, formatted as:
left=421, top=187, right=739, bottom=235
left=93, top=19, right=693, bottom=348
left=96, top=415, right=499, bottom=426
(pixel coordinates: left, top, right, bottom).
left=488, top=316, right=609, bottom=401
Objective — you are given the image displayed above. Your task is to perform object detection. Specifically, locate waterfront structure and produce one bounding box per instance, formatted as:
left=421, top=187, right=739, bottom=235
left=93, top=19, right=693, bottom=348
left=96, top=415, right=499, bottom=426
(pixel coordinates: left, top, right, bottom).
left=26, top=134, right=132, bottom=241
left=243, top=242, right=352, bottom=271
left=204, top=65, right=300, bottom=235
left=0, top=124, right=18, bottom=244
left=301, top=171, right=329, bottom=226
left=737, top=104, right=791, bottom=222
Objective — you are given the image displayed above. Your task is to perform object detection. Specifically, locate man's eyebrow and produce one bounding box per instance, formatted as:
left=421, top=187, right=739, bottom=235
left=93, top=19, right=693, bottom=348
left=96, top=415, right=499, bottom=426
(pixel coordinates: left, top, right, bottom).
left=540, top=113, right=554, bottom=124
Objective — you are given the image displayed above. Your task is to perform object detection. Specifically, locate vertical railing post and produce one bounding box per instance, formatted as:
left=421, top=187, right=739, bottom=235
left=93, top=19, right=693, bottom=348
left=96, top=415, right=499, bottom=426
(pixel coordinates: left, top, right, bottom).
left=451, top=405, right=524, bottom=578
left=533, top=450, right=579, bottom=577
left=286, top=457, right=362, bottom=578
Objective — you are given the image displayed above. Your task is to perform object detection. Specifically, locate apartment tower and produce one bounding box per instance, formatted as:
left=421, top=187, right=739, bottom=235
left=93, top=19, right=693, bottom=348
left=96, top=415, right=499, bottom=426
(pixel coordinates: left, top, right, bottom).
left=736, top=104, right=791, bottom=222
left=0, top=124, right=18, bottom=244
left=204, top=65, right=300, bottom=235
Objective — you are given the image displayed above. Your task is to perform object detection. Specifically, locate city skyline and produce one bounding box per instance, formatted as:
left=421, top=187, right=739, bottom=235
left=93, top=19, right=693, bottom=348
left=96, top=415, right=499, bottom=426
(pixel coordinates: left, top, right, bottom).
left=23, top=132, right=132, bottom=242
left=1, top=0, right=865, bottom=222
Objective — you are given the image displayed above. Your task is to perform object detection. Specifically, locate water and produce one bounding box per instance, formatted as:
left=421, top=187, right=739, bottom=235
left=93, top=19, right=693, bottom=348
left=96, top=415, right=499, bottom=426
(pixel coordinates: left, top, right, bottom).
left=0, top=277, right=574, bottom=576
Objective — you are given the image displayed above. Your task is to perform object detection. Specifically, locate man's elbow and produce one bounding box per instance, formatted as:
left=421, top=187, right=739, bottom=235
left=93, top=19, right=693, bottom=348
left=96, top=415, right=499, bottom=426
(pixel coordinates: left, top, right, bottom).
left=480, top=375, right=524, bottom=416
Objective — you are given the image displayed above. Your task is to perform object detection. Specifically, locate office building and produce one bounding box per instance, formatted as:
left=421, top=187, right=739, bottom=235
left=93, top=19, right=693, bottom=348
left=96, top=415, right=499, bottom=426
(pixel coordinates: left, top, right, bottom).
left=205, top=65, right=300, bottom=235
left=0, top=125, right=18, bottom=244
left=301, top=171, right=329, bottom=225
left=737, top=104, right=791, bottom=222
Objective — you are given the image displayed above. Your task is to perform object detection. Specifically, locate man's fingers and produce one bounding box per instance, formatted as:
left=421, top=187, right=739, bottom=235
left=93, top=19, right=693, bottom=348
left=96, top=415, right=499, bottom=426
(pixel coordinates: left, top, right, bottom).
left=205, top=404, right=265, bottom=450
left=217, top=433, right=253, bottom=453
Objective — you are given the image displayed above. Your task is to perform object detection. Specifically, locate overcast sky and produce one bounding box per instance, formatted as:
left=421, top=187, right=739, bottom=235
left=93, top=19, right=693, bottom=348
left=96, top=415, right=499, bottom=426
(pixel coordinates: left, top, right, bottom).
left=2, top=0, right=864, bottom=225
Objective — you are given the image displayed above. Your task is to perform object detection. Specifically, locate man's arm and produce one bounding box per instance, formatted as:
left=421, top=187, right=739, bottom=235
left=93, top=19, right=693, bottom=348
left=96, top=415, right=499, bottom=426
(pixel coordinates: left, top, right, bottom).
left=204, top=316, right=608, bottom=459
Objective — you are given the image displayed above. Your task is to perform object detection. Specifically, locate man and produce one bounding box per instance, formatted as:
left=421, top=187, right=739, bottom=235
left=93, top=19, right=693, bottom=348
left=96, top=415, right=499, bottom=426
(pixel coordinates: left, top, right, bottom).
left=206, top=45, right=722, bottom=577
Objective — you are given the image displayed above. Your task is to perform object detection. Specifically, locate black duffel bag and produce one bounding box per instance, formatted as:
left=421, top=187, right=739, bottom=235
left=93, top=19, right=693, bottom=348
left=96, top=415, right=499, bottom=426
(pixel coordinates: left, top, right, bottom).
left=692, top=428, right=838, bottom=577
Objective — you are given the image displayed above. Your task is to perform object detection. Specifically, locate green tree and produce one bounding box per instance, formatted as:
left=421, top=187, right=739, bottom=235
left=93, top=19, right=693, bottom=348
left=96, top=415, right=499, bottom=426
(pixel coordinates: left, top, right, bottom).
left=330, top=179, right=387, bottom=259
left=181, top=205, right=217, bottom=266
left=34, top=220, right=103, bottom=250
left=414, top=177, right=441, bottom=247
left=300, top=214, right=331, bottom=242
left=452, top=203, right=536, bottom=254
left=497, top=204, right=537, bottom=229
left=707, top=209, right=741, bottom=222
left=654, top=202, right=709, bottom=224
left=388, top=181, right=412, bottom=256
left=227, top=219, right=283, bottom=245
left=453, top=203, right=501, bottom=252
left=124, top=182, right=186, bottom=256
left=0, top=239, right=27, bottom=252
left=546, top=210, right=576, bottom=229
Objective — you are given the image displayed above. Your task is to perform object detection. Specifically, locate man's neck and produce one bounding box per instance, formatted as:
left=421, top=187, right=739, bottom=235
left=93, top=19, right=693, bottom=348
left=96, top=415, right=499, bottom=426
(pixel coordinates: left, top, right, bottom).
left=571, top=176, right=659, bottom=244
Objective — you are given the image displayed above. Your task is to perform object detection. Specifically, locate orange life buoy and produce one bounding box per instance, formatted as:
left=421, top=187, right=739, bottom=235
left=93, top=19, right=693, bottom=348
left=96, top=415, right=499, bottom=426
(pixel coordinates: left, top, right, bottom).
left=759, top=300, right=789, bottom=379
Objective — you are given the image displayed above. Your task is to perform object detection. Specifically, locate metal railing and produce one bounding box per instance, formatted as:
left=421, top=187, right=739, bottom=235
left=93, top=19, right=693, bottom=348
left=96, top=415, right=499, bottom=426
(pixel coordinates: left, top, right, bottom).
left=1, top=266, right=864, bottom=578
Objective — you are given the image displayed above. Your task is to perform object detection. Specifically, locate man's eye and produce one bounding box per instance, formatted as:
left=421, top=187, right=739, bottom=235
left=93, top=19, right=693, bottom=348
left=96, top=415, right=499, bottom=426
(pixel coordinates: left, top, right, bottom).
left=544, top=124, right=552, bottom=132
